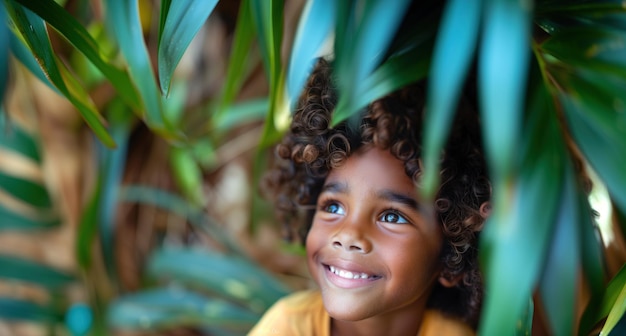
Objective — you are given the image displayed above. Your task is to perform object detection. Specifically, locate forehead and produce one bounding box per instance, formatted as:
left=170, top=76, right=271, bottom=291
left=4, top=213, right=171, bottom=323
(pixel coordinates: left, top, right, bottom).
left=324, top=147, right=416, bottom=196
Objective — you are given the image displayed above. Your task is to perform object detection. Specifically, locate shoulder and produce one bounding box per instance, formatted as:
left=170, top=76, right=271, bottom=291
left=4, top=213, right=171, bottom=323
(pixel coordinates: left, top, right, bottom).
left=419, top=310, right=476, bottom=336
left=248, top=290, right=329, bottom=336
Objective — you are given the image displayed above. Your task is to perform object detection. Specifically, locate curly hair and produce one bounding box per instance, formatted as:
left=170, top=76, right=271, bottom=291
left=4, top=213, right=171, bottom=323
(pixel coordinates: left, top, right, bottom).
left=263, top=59, right=490, bottom=327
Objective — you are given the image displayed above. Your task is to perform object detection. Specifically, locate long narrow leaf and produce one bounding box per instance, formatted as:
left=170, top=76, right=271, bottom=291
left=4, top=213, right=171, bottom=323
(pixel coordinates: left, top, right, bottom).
left=422, top=0, right=482, bottom=197
left=0, top=254, right=75, bottom=289
left=108, top=287, right=259, bottom=333
left=9, top=32, right=59, bottom=95
left=147, top=248, right=290, bottom=313
left=580, top=264, right=626, bottom=335
left=158, top=0, right=217, bottom=95
left=539, top=164, right=579, bottom=336
left=603, top=281, right=626, bottom=335
left=0, top=298, right=60, bottom=322
left=0, top=171, right=51, bottom=208
left=0, top=110, right=41, bottom=163
left=214, top=0, right=256, bottom=124
left=103, top=0, right=168, bottom=134
left=251, top=0, right=288, bottom=146
left=0, top=203, right=60, bottom=231
left=559, top=71, right=626, bottom=217
left=332, top=0, right=412, bottom=125
left=286, top=0, right=334, bottom=107
left=0, top=4, right=8, bottom=104
left=4, top=1, right=115, bottom=147
left=478, top=0, right=531, bottom=185
left=480, top=83, right=564, bottom=334
left=13, top=0, right=141, bottom=111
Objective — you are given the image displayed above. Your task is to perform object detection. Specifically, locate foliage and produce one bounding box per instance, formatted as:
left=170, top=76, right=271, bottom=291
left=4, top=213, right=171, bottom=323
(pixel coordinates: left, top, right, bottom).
left=1, top=0, right=626, bottom=335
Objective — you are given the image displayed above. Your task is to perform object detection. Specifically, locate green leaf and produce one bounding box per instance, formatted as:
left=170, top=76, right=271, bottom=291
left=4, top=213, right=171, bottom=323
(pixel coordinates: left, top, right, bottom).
left=13, top=0, right=141, bottom=111
left=76, top=179, right=101, bottom=269
left=107, top=287, right=259, bottom=333
left=0, top=110, right=41, bottom=162
left=157, top=0, right=217, bottom=95
left=422, top=0, right=482, bottom=197
left=95, top=98, right=133, bottom=274
left=558, top=71, right=626, bottom=216
left=478, top=0, right=531, bottom=186
left=170, top=146, right=205, bottom=206
left=480, top=83, right=565, bottom=335
left=603, top=283, right=626, bottom=335
left=0, top=253, right=75, bottom=289
left=214, top=0, right=257, bottom=124
left=118, top=186, right=242, bottom=254
left=286, top=0, right=334, bottom=106
left=147, top=248, right=290, bottom=313
left=332, top=0, right=412, bottom=126
left=0, top=171, right=52, bottom=208
left=214, top=98, right=269, bottom=132
left=580, top=264, right=626, bottom=335
left=540, top=27, right=626, bottom=77
left=9, top=32, right=59, bottom=95
left=0, top=298, right=60, bottom=322
left=0, top=203, right=60, bottom=231
left=4, top=1, right=115, bottom=147
left=251, top=0, right=289, bottom=146
left=0, top=4, right=8, bottom=104
left=539, top=164, right=579, bottom=336
left=103, top=0, right=170, bottom=135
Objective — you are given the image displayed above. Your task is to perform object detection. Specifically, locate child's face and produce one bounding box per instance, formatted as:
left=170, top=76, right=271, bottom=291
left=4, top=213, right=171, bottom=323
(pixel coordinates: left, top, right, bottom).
left=306, top=146, right=444, bottom=323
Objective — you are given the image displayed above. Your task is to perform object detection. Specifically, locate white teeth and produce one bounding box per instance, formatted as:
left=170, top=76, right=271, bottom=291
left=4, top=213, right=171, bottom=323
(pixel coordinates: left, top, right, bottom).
left=329, top=265, right=372, bottom=279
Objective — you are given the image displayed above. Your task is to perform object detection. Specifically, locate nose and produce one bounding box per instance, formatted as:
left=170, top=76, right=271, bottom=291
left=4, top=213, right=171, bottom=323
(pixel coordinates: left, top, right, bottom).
left=331, top=220, right=372, bottom=253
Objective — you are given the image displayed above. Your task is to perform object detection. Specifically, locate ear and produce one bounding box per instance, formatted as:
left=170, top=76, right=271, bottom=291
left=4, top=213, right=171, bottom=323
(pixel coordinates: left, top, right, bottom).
left=438, top=273, right=464, bottom=288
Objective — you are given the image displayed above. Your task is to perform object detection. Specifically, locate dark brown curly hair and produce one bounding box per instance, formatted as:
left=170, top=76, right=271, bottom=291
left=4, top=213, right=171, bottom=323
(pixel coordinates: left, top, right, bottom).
left=263, top=59, right=490, bottom=328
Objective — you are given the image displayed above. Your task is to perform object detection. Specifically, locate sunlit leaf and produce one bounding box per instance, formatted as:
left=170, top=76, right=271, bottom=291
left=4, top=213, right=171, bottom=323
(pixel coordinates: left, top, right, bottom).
left=157, top=0, right=217, bottom=95
left=108, top=287, right=259, bottom=333
left=0, top=298, right=60, bottom=322
left=422, top=0, right=482, bottom=197
left=602, top=273, right=626, bottom=335
left=0, top=254, right=75, bottom=289
left=0, top=110, right=41, bottom=162
left=13, top=0, right=141, bottom=110
left=580, top=264, right=626, bottom=335
left=4, top=1, right=115, bottom=147
left=286, top=0, right=334, bottom=107
left=147, top=248, right=290, bottom=313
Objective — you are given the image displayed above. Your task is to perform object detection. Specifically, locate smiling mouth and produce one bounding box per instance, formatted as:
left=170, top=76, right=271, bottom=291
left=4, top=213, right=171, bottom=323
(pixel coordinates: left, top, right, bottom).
left=326, top=265, right=381, bottom=280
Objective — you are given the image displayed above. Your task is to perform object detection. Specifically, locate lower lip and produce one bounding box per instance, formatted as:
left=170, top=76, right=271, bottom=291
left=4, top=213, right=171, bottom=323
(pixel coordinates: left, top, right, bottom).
left=324, top=266, right=379, bottom=289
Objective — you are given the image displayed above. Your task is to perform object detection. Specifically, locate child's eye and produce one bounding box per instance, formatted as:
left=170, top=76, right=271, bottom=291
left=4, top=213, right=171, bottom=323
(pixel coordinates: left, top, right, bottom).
left=321, top=201, right=345, bottom=215
left=379, top=210, right=409, bottom=224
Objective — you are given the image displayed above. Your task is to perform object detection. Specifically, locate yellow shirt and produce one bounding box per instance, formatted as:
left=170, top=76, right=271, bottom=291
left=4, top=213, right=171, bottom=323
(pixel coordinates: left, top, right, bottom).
left=248, top=290, right=475, bottom=336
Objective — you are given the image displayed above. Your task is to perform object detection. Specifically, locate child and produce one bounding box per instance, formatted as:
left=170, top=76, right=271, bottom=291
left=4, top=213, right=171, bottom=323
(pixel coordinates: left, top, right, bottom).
left=250, top=59, right=490, bottom=335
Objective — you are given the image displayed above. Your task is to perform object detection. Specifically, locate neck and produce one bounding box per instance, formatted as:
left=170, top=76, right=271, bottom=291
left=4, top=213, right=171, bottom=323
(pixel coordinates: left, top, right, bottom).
left=330, top=302, right=427, bottom=336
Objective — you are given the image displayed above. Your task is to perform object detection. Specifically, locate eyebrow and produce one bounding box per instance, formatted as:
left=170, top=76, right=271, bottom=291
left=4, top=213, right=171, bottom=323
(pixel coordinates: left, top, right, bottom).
left=320, top=181, right=349, bottom=194
left=377, top=189, right=419, bottom=210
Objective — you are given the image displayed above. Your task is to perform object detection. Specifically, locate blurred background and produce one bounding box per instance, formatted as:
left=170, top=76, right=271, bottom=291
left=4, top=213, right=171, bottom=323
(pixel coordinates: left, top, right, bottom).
left=1, top=0, right=626, bottom=335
